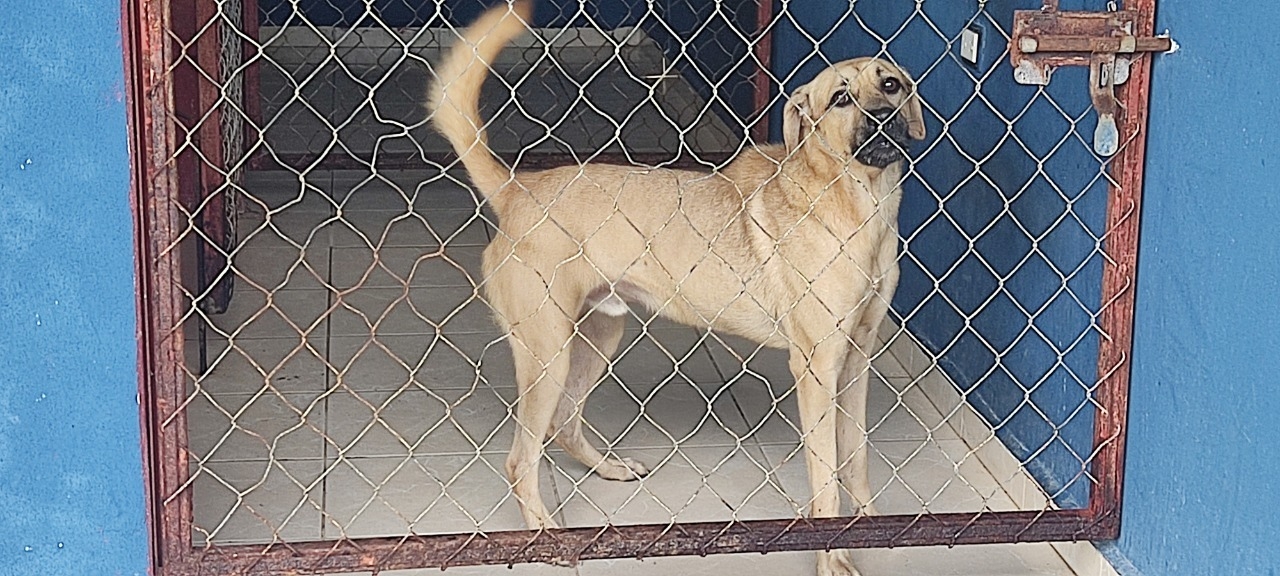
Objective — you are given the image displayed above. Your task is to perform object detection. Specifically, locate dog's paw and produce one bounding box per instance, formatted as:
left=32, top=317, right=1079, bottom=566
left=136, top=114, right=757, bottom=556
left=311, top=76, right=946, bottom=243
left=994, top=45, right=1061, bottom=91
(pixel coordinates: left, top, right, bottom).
left=522, top=508, right=561, bottom=532
left=817, top=549, right=862, bottom=576
left=594, top=456, right=650, bottom=481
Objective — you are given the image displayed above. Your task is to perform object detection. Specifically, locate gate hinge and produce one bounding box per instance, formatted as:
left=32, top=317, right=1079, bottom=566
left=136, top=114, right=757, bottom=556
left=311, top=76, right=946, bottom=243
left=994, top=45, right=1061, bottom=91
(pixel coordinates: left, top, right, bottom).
left=1010, top=9, right=1176, bottom=156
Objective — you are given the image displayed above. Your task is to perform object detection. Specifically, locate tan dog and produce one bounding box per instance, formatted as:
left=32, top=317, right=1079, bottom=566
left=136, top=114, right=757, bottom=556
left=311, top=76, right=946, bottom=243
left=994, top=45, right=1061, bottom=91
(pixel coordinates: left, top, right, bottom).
left=428, top=3, right=924, bottom=575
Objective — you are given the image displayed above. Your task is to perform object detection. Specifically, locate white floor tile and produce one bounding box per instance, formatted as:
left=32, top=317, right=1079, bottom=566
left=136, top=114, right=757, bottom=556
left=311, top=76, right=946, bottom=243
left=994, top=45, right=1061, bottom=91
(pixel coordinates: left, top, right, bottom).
left=328, top=333, right=515, bottom=391
left=575, top=544, right=1075, bottom=576
left=231, top=236, right=330, bottom=291
left=241, top=170, right=339, bottom=214
left=328, top=286, right=492, bottom=336
left=249, top=207, right=343, bottom=247
left=609, top=328, right=723, bottom=386
left=329, top=209, right=491, bottom=249
left=328, top=245, right=484, bottom=289
left=323, top=171, right=485, bottom=212
left=323, top=384, right=516, bottom=457
left=206, top=286, right=331, bottom=341
left=320, top=453, right=556, bottom=538
left=327, top=288, right=434, bottom=337
left=187, top=390, right=327, bottom=462
left=187, top=336, right=329, bottom=394
left=760, top=439, right=1017, bottom=516
left=553, top=445, right=797, bottom=527
left=577, top=378, right=753, bottom=449
left=886, top=329, right=937, bottom=379
left=706, top=335, right=910, bottom=394
left=852, top=542, right=1077, bottom=576
left=729, top=371, right=956, bottom=445
left=193, top=459, right=325, bottom=545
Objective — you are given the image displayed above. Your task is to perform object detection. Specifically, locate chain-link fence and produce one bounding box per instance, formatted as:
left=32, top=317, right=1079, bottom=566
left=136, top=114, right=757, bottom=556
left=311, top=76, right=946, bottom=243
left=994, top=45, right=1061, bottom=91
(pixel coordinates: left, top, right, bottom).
left=128, top=0, right=1151, bottom=574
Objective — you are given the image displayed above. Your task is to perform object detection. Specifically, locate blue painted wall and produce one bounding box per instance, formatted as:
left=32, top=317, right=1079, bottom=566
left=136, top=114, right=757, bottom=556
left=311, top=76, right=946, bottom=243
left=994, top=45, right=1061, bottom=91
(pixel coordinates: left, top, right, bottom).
left=772, top=0, right=1107, bottom=508
left=1110, top=0, right=1280, bottom=573
left=0, top=1, right=148, bottom=575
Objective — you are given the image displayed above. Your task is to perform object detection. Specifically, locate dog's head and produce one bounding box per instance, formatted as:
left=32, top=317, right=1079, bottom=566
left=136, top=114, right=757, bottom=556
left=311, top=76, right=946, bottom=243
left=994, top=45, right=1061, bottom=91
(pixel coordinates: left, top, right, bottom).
left=783, top=58, right=926, bottom=169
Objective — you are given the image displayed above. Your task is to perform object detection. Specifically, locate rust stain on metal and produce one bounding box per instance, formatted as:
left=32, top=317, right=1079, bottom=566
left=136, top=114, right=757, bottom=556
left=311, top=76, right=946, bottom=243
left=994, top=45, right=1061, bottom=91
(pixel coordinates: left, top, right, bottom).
left=125, top=0, right=197, bottom=570
left=242, top=0, right=262, bottom=148
left=156, top=512, right=1110, bottom=575
left=1026, top=34, right=1170, bottom=54
left=1089, top=0, right=1158, bottom=535
left=1009, top=9, right=1169, bottom=85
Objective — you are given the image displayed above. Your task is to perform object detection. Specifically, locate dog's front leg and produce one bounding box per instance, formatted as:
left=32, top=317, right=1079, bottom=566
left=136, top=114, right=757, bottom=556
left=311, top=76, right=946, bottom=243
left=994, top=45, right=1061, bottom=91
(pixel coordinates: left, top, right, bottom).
left=837, top=240, right=900, bottom=516
left=790, top=336, right=863, bottom=576
left=837, top=345, right=876, bottom=517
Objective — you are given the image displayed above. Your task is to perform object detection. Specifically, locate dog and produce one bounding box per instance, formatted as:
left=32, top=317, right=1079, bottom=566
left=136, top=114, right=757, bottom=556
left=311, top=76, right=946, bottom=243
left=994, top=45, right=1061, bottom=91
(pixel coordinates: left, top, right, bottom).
left=428, top=3, right=924, bottom=574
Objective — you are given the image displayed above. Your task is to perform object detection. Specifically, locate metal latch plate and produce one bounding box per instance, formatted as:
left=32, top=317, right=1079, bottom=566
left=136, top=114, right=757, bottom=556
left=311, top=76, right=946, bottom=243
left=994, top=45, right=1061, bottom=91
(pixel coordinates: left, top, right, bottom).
left=1011, top=10, right=1142, bottom=86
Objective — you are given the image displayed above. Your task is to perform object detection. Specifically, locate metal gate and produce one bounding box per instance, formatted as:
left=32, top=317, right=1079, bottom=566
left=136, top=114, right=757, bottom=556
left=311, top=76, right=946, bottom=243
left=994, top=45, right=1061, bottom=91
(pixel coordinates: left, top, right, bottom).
left=124, top=0, right=1160, bottom=573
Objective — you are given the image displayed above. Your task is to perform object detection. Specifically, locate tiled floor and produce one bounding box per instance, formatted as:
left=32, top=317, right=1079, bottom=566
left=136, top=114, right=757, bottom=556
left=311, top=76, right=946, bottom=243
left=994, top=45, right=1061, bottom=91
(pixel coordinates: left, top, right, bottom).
left=185, top=169, right=1081, bottom=574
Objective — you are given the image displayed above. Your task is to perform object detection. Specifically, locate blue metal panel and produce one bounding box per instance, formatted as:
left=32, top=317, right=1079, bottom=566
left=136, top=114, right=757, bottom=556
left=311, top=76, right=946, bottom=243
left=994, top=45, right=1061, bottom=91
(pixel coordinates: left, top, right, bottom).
left=0, top=1, right=148, bottom=574
left=1114, top=0, right=1280, bottom=573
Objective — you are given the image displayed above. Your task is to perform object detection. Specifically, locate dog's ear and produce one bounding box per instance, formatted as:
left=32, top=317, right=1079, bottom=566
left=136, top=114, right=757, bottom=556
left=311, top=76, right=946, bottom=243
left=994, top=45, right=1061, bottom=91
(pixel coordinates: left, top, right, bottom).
left=904, top=81, right=927, bottom=141
left=783, top=88, right=815, bottom=152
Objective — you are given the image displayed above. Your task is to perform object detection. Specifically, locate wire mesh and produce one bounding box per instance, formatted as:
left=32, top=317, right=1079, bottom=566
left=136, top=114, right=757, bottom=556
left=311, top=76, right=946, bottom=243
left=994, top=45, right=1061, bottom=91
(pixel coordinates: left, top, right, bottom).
left=131, top=0, right=1147, bottom=574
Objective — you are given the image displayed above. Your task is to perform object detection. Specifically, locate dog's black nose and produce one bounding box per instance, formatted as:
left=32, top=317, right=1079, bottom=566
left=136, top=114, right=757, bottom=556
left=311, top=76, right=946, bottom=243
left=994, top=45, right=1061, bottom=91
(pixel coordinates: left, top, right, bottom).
left=867, top=107, right=897, bottom=122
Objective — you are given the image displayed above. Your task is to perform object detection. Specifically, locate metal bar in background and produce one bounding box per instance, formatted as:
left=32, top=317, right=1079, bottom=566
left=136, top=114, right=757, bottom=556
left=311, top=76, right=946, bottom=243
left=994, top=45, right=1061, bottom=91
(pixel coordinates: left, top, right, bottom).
left=194, top=0, right=233, bottom=314
left=242, top=0, right=262, bottom=153
left=751, top=0, right=774, bottom=144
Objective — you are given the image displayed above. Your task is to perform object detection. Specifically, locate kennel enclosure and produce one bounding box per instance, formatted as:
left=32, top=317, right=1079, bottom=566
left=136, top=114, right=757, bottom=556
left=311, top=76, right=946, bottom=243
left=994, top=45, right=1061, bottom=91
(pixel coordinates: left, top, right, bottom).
left=123, top=0, right=1159, bottom=573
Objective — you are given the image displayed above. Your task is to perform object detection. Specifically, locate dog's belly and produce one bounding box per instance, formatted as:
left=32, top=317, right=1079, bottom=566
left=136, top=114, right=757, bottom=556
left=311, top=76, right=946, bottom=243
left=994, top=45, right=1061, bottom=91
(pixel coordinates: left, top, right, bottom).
left=582, top=277, right=794, bottom=348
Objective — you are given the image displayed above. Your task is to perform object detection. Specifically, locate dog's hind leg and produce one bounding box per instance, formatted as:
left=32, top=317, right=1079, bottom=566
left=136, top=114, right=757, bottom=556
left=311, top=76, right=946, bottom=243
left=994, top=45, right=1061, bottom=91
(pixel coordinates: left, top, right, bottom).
left=549, top=309, right=650, bottom=481
left=500, top=284, right=580, bottom=530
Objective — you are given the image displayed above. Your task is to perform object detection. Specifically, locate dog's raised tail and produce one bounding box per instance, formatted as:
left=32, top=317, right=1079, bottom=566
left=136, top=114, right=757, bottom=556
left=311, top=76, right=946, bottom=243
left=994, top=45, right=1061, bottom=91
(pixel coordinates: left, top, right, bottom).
left=427, top=0, right=533, bottom=198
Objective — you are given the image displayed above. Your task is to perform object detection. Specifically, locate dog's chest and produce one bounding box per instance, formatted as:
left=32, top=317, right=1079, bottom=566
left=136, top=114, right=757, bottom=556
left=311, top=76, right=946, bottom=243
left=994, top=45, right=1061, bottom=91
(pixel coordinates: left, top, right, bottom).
left=770, top=194, right=899, bottom=307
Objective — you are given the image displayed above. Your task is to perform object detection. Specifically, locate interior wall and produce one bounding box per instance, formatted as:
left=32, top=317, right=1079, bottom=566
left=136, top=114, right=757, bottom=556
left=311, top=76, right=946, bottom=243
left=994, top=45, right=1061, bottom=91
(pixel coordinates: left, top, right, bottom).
left=256, top=0, right=759, bottom=129
left=259, top=0, right=641, bottom=28
left=643, top=0, right=758, bottom=133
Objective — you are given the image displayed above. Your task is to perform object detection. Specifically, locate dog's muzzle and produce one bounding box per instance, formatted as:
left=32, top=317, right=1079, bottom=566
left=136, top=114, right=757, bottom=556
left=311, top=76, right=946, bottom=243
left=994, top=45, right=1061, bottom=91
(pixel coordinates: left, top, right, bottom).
left=853, top=107, right=912, bottom=168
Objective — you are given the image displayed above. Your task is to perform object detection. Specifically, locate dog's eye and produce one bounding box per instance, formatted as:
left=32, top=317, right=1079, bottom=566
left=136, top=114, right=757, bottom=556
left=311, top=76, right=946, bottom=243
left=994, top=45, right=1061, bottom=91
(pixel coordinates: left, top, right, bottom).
left=829, top=91, right=854, bottom=108
left=881, top=77, right=902, bottom=95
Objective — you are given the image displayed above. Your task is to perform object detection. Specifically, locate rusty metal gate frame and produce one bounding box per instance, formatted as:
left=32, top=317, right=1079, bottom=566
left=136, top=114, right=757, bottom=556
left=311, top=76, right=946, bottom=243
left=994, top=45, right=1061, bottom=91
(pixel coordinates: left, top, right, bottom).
left=124, top=0, right=1153, bottom=573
